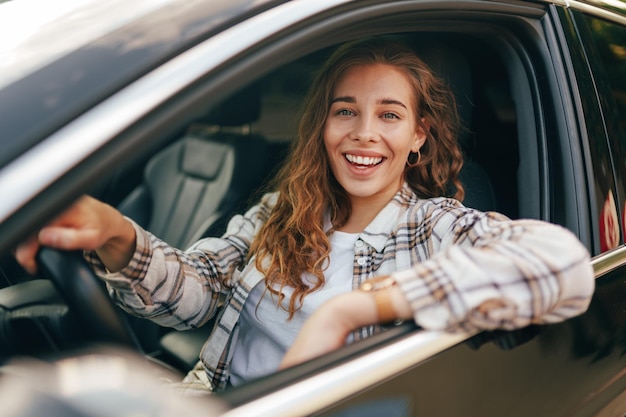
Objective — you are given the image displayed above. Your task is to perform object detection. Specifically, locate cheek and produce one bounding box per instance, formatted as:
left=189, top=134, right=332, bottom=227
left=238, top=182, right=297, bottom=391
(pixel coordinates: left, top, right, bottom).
left=323, top=121, right=340, bottom=150
left=386, top=128, right=418, bottom=155
left=384, top=121, right=411, bottom=137
left=322, top=125, right=336, bottom=165
left=322, top=125, right=331, bottom=152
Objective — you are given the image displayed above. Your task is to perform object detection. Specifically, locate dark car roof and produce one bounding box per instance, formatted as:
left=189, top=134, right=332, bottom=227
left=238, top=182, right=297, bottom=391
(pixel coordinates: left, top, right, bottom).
left=0, top=0, right=280, bottom=169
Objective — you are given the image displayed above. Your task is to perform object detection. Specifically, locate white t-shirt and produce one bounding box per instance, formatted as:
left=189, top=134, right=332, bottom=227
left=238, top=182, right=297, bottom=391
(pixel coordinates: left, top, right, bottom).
left=229, top=230, right=359, bottom=386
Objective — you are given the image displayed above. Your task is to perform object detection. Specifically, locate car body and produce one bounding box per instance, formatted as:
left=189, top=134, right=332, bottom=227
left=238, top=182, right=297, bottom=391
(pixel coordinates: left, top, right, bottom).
left=1, top=0, right=626, bottom=415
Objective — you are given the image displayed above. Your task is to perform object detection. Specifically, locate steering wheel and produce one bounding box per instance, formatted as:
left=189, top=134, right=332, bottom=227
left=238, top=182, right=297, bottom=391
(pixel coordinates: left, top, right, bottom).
left=36, top=247, right=141, bottom=351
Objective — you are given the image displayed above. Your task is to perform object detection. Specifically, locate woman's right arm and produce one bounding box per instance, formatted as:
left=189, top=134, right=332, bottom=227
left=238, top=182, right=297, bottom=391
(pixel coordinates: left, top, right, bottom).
left=95, top=193, right=274, bottom=329
left=16, top=192, right=276, bottom=330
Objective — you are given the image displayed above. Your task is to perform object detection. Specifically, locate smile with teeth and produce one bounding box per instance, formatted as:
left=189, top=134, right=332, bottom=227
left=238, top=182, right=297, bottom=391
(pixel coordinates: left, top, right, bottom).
left=344, top=153, right=384, bottom=166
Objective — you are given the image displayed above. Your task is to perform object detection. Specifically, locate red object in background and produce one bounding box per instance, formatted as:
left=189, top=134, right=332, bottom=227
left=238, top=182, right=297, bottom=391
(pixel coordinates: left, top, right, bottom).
left=600, top=190, right=620, bottom=252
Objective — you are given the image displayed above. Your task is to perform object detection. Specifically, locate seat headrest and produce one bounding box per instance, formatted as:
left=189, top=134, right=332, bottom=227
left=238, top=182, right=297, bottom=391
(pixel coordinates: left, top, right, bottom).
left=202, top=82, right=262, bottom=127
left=416, top=42, right=473, bottom=145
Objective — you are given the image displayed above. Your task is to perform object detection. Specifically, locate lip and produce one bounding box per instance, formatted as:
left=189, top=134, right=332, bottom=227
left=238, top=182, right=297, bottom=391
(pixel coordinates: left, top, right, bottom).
left=342, top=150, right=385, bottom=158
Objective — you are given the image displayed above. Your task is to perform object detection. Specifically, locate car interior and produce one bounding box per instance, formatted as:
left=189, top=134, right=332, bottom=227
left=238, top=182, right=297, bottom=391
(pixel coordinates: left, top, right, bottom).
left=0, top=30, right=527, bottom=382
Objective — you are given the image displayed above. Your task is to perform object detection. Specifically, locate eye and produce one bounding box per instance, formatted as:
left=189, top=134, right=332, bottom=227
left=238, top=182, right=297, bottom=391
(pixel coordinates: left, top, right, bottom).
left=337, top=109, right=354, bottom=116
left=382, top=112, right=399, bottom=120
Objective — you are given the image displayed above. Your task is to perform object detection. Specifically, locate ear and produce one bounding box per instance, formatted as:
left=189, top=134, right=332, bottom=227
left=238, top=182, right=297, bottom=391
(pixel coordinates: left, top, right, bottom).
left=411, top=118, right=428, bottom=152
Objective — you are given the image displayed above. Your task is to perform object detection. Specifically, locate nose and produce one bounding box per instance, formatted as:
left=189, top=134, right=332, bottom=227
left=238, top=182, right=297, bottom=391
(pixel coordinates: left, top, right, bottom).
left=350, top=114, right=379, bottom=142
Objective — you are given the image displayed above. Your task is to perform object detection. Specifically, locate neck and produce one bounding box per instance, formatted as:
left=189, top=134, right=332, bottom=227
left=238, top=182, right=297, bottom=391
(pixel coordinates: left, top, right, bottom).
left=339, top=185, right=401, bottom=233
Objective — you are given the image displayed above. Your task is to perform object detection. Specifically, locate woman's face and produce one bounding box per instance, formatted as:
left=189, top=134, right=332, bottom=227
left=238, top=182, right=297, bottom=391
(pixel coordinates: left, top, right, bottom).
left=323, top=63, right=426, bottom=205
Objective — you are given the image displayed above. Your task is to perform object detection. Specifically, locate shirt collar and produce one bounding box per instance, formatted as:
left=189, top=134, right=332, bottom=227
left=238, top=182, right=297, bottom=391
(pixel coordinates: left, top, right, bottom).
left=358, top=182, right=418, bottom=252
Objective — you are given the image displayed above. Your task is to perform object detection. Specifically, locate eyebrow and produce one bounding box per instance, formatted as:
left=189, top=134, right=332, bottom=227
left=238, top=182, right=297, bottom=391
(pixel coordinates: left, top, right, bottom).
left=330, top=96, right=408, bottom=109
left=330, top=96, right=355, bottom=104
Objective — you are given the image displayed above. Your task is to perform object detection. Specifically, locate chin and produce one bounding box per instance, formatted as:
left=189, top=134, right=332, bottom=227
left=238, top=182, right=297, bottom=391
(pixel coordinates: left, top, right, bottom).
left=340, top=182, right=387, bottom=200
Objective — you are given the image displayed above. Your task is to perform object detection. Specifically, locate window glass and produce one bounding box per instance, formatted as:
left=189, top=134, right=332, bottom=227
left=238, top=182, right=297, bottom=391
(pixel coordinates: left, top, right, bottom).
left=577, top=13, right=626, bottom=250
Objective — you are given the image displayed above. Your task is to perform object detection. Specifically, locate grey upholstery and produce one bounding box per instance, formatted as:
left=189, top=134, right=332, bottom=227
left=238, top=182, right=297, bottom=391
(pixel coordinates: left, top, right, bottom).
left=119, top=132, right=269, bottom=249
left=118, top=84, right=270, bottom=249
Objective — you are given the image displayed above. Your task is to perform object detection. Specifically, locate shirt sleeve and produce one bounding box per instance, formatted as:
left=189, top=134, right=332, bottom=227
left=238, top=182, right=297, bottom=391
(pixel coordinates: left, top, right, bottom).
left=393, top=202, right=595, bottom=332
left=84, top=192, right=276, bottom=330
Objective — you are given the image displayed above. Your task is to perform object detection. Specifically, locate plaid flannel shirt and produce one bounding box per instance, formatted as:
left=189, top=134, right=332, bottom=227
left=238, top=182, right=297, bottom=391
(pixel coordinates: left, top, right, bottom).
left=87, top=182, right=594, bottom=391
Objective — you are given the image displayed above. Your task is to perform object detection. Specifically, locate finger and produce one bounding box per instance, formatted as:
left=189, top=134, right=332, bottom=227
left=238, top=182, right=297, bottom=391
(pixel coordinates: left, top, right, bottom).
left=39, top=227, right=102, bottom=251
left=14, top=237, right=40, bottom=275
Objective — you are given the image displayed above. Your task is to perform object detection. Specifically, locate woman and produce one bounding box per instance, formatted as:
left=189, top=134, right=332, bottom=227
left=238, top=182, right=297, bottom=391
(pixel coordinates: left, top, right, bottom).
left=15, top=38, right=594, bottom=391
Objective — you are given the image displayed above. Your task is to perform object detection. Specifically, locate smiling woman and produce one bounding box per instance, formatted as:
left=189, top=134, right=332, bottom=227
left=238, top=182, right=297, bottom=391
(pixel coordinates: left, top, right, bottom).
left=2, top=0, right=626, bottom=414
left=12, top=37, right=595, bottom=395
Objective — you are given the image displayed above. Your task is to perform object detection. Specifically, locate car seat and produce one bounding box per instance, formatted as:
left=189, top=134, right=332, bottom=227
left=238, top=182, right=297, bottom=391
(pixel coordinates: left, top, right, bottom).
left=118, top=83, right=271, bottom=249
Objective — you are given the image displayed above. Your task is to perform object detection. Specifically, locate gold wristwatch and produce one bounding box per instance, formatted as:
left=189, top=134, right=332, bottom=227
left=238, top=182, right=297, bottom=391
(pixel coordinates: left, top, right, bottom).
left=359, top=275, right=397, bottom=324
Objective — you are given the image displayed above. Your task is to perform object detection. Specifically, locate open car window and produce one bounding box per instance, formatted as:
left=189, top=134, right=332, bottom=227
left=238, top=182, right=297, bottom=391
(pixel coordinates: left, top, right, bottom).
left=0, top=0, right=548, bottom=378
left=1, top=19, right=528, bottom=384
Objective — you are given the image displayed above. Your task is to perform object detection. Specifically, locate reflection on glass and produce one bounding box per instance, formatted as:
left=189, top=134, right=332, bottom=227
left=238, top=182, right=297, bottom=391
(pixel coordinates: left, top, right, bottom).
left=583, top=15, right=626, bottom=249
left=600, top=190, right=619, bottom=251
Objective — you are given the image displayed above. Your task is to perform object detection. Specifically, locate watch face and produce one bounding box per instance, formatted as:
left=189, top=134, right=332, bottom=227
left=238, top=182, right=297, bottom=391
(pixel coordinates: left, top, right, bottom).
left=360, top=275, right=395, bottom=291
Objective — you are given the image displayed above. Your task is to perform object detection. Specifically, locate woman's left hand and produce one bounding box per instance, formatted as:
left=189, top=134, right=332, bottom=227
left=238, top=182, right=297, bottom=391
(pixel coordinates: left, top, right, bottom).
left=279, top=294, right=357, bottom=370
left=280, top=287, right=411, bottom=369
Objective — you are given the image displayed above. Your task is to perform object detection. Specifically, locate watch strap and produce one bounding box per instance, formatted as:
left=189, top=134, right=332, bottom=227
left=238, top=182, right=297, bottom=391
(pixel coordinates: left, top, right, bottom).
left=373, top=289, right=397, bottom=323
left=360, top=275, right=397, bottom=324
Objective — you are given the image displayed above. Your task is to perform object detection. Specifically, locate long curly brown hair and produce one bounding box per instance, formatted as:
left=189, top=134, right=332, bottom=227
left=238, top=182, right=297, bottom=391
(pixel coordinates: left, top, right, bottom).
left=250, top=38, right=464, bottom=318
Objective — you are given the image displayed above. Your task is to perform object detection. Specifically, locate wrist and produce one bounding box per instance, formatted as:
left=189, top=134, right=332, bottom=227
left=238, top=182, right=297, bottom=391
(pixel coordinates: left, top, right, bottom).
left=359, top=275, right=413, bottom=324
left=359, top=275, right=398, bottom=323
left=97, top=209, right=136, bottom=272
left=321, top=292, right=379, bottom=335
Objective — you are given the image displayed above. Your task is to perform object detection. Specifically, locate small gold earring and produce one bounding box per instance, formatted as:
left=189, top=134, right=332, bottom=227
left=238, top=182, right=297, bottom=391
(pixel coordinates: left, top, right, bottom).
left=407, top=150, right=421, bottom=167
